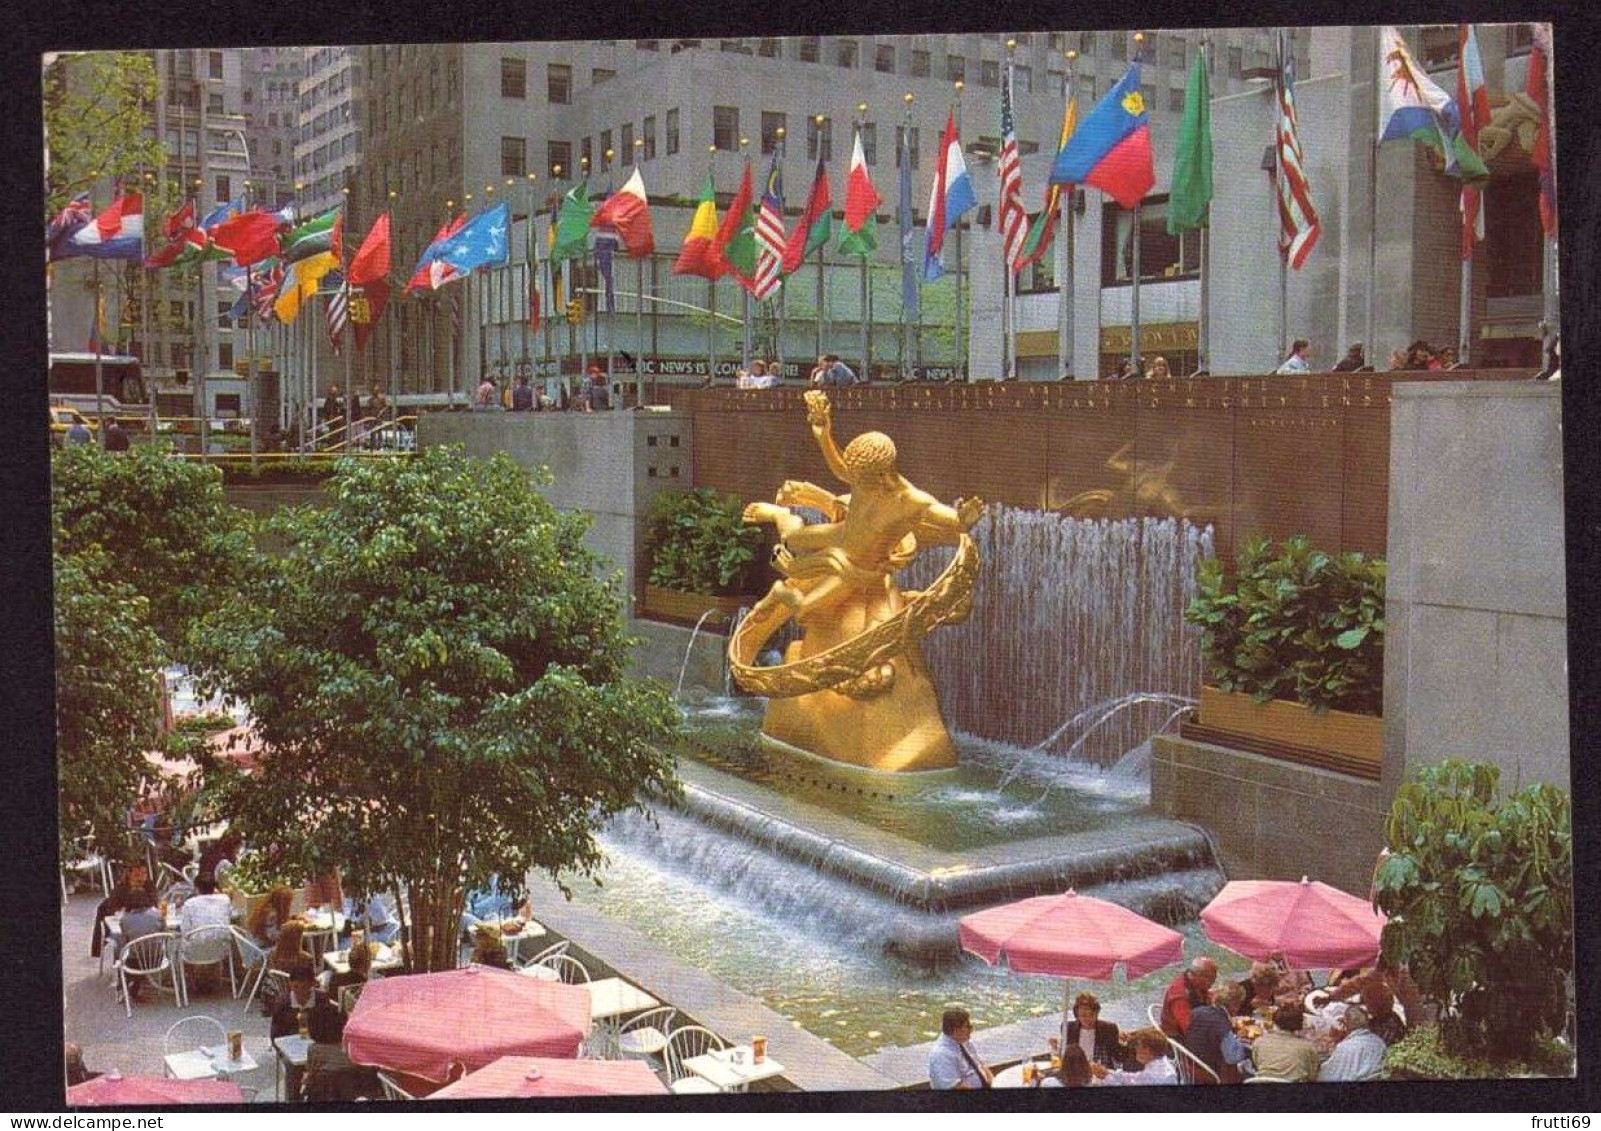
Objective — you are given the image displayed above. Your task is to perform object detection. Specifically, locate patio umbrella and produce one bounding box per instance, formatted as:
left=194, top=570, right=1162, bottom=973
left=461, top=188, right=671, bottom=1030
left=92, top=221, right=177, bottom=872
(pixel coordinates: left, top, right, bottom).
left=1199, top=876, right=1386, bottom=971
left=343, top=965, right=593, bottom=1083
left=68, top=1073, right=245, bottom=1106
left=426, top=1056, right=669, bottom=1099
left=959, top=890, right=1187, bottom=1024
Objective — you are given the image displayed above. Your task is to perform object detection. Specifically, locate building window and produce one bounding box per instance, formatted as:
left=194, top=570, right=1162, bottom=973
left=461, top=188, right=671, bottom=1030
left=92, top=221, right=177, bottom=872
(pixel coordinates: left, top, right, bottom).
left=1507, top=23, right=1535, bottom=56
left=1111, top=34, right=1128, bottom=61
left=836, top=40, right=858, bottom=68
left=1100, top=195, right=1201, bottom=285
left=593, top=67, right=616, bottom=85
left=621, top=123, right=634, bottom=162
left=643, top=115, right=656, bottom=160
left=1169, top=86, right=1185, bottom=112
left=208, top=51, right=224, bottom=80
left=1014, top=65, right=1032, bottom=93
left=242, top=88, right=253, bottom=105
left=1166, top=37, right=1187, bottom=70
left=807, top=116, right=833, bottom=162
left=860, top=122, right=877, bottom=165
left=600, top=129, right=613, bottom=168
left=875, top=44, right=895, bottom=73
left=548, top=63, right=572, bottom=104
left=911, top=49, right=930, bottom=77
left=216, top=389, right=240, bottom=413
left=946, top=55, right=966, bottom=83
left=636, top=40, right=659, bottom=51
left=501, top=136, right=526, bottom=177
left=215, top=175, right=230, bottom=201
left=666, top=108, right=680, bottom=155
left=207, top=92, right=224, bottom=114
left=548, top=139, right=571, bottom=177
left=1419, top=25, right=1460, bottom=70
left=714, top=105, right=740, bottom=151
left=500, top=57, right=526, bottom=99
left=1080, top=74, right=1096, bottom=102
left=980, top=60, right=1000, bottom=88
left=580, top=136, right=592, bottom=173
left=895, top=125, right=920, bottom=169
left=761, top=111, right=786, bottom=155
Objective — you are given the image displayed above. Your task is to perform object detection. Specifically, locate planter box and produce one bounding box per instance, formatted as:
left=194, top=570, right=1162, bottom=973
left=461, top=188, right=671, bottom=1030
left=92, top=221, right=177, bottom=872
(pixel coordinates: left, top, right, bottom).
left=1196, top=686, right=1383, bottom=774
left=640, top=585, right=753, bottom=629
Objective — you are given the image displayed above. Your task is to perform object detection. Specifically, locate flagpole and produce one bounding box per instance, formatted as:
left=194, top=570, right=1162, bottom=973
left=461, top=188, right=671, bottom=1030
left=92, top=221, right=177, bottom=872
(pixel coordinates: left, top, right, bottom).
left=1275, top=29, right=1289, bottom=363
left=1366, top=27, right=1380, bottom=365
left=1197, top=39, right=1212, bottom=375
left=1004, top=43, right=1018, bottom=381
left=92, top=260, right=106, bottom=448
left=953, top=81, right=966, bottom=382
left=740, top=139, right=752, bottom=370
left=902, top=94, right=914, bottom=382
left=1129, top=33, right=1147, bottom=377
left=857, top=104, right=870, bottom=381
left=1061, top=50, right=1077, bottom=378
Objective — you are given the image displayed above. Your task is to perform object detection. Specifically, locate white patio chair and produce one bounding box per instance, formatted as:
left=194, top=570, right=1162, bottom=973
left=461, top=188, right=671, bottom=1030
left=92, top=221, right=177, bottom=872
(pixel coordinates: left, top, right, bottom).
left=96, top=916, right=120, bottom=979
left=178, top=924, right=239, bottom=1001
left=229, top=927, right=272, bottom=1012
left=517, top=939, right=570, bottom=970
left=376, top=1071, right=416, bottom=1101
left=1146, top=1003, right=1164, bottom=1030
left=115, top=932, right=181, bottom=1017
left=163, top=1015, right=228, bottom=1061
left=664, top=1025, right=728, bottom=1095
left=1168, top=1038, right=1221, bottom=1085
left=62, top=846, right=113, bottom=899
left=534, top=953, right=590, bottom=985
left=617, top=1006, right=677, bottom=1064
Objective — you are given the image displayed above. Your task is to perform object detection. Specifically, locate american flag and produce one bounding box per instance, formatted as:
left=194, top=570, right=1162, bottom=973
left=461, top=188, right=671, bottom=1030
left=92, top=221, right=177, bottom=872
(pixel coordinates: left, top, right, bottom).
left=1274, top=32, right=1320, bottom=269
left=750, top=152, right=786, bottom=302
left=47, top=192, right=93, bottom=254
left=328, top=279, right=349, bottom=353
left=998, top=63, right=1028, bottom=271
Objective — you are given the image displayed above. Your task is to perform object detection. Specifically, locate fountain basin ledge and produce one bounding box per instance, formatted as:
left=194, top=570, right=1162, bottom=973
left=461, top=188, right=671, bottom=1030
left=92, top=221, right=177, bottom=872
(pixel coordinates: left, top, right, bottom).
left=641, top=752, right=1222, bottom=961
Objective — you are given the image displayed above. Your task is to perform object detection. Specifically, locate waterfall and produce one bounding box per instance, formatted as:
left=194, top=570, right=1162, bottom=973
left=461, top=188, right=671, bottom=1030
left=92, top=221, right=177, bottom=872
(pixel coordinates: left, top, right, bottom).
left=901, top=509, right=1214, bottom=765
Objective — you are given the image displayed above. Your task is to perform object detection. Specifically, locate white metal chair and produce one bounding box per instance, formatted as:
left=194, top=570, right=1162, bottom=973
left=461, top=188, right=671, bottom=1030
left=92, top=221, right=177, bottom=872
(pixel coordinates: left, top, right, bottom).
left=1168, top=1038, right=1221, bottom=1085
left=534, top=953, right=591, bottom=985
left=518, top=939, right=570, bottom=970
left=178, top=924, right=239, bottom=1001
left=115, top=932, right=180, bottom=1017
left=664, top=1026, right=728, bottom=1094
left=376, top=1071, right=416, bottom=1101
left=230, top=927, right=272, bottom=1012
left=96, top=916, right=120, bottom=979
left=62, top=846, right=113, bottom=900
left=1146, top=1003, right=1164, bottom=1030
left=163, top=1015, right=228, bottom=1061
left=616, top=1006, right=677, bottom=1064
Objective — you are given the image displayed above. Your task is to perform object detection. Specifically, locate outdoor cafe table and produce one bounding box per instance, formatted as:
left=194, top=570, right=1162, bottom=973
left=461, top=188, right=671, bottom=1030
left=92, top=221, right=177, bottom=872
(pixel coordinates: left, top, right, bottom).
left=163, top=1043, right=259, bottom=1082
left=322, top=942, right=405, bottom=977
left=272, top=1034, right=313, bottom=1101
left=683, top=1048, right=786, bottom=1093
left=343, top=965, right=592, bottom=1083
left=299, top=909, right=346, bottom=956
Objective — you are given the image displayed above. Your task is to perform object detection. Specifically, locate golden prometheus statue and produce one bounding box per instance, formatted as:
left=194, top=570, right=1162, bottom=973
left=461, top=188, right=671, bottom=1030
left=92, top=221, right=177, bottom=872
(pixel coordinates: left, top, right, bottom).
left=728, top=390, right=984, bottom=771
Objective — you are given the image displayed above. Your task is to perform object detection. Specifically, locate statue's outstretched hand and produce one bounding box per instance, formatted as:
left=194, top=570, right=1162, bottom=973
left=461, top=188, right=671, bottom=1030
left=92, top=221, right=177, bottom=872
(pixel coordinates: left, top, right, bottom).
left=955, top=496, right=985, bottom=530
left=804, top=389, right=832, bottom=428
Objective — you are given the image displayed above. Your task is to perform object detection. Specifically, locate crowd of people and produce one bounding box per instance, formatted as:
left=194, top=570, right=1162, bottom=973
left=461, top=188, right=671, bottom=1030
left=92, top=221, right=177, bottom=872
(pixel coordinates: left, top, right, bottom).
left=930, top=955, right=1418, bottom=1090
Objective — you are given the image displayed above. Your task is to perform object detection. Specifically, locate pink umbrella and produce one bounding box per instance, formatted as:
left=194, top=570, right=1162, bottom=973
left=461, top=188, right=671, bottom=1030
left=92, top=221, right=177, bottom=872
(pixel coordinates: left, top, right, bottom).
left=960, top=890, right=1187, bottom=1021
left=426, top=1056, right=668, bottom=1099
left=1199, top=877, right=1386, bottom=971
left=343, top=966, right=592, bottom=1083
left=68, top=1073, right=245, bottom=1106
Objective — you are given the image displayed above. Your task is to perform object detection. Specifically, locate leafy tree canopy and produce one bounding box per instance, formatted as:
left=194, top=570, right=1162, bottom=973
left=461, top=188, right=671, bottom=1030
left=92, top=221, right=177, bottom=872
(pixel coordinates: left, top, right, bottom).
left=188, top=447, right=681, bottom=971
left=45, top=51, right=166, bottom=217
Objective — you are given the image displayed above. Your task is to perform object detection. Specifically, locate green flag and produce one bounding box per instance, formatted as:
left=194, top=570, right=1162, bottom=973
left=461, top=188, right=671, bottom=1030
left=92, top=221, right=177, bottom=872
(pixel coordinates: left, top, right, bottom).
left=1168, top=54, right=1214, bottom=234
left=281, top=206, right=342, bottom=264
left=551, top=183, right=595, bottom=262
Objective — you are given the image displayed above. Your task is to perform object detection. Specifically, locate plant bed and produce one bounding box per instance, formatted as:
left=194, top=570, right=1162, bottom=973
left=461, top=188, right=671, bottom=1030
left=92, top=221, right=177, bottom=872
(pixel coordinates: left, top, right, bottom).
left=640, top=585, right=752, bottom=629
left=1187, top=686, right=1381, bottom=776
left=640, top=487, right=765, bottom=628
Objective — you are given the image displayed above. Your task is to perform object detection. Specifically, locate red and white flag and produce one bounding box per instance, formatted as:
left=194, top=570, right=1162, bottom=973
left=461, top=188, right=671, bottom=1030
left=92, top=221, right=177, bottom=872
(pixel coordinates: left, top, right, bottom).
left=997, top=62, right=1029, bottom=271
left=1457, top=24, right=1491, bottom=260
left=750, top=151, right=787, bottom=301
left=1274, top=33, right=1320, bottom=269
left=591, top=167, right=655, bottom=257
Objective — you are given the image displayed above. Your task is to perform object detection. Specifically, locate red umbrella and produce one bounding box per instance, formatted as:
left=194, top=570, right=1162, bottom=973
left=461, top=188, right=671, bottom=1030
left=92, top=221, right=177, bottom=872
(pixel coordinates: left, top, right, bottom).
left=68, top=1073, right=245, bottom=1106
left=426, top=1056, right=668, bottom=1099
left=343, top=965, right=592, bottom=1083
left=1199, top=877, right=1386, bottom=971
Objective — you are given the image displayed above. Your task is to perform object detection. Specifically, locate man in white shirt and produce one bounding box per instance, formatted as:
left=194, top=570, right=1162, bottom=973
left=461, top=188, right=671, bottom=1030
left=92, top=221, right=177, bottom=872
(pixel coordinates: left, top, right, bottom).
left=928, top=1008, right=993, bottom=1090
left=177, top=874, right=234, bottom=993
left=1317, top=1005, right=1387, bottom=1082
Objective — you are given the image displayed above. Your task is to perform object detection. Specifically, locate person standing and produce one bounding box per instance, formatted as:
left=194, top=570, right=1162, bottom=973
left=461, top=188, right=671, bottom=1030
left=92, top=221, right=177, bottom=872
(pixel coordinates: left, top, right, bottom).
left=321, top=385, right=343, bottom=432
left=586, top=365, right=610, bottom=410
left=511, top=375, right=535, bottom=412
left=474, top=375, right=498, bottom=410
left=928, top=1008, right=993, bottom=1090
left=1275, top=340, right=1311, bottom=373
left=1145, top=356, right=1172, bottom=380
left=811, top=354, right=858, bottom=388
left=103, top=417, right=131, bottom=451
left=1332, top=343, right=1367, bottom=372
left=1160, top=956, right=1218, bottom=1039
left=66, top=418, right=92, bottom=446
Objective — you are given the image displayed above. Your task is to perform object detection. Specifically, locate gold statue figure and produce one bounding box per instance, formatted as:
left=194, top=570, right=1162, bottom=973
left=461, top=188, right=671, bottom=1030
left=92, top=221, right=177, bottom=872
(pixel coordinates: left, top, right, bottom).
left=728, top=390, right=984, bottom=771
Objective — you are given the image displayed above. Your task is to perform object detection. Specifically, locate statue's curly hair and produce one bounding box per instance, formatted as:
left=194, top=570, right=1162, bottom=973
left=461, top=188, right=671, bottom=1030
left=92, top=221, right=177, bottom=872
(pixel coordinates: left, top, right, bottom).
left=841, top=431, right=897, bottom=476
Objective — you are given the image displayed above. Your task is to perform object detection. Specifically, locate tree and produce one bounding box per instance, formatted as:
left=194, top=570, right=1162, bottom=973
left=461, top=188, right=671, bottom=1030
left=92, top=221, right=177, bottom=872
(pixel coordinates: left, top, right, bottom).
left=1373, top=761, right=1572, bottom=1062
left=188, top=448, right=681, bottom=972
left=44, top=51, right=167, bottom=217
left=52, top=445, right=254, bottom=663
left=54, top=548, right=166, bottom=859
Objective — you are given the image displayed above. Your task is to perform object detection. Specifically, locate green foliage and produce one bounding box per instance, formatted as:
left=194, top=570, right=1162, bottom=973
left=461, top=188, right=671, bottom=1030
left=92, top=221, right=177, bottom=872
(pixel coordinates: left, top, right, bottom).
left=53, top=549, right=167, bottom=859
left=226, top=849, right=307, bottom=896
left=52, top=445, right=255, bottom=663
left=186, top=446, right=681, bottom=972
left=1383, top=1025, right=1574, bottom=1080
left=172, top=711, right=236, bottom=736
left=645, top=488, right=763, bottom=596
left=44, top=52, right=166, bottom=216
left=1184, top=534, right=1386, bottom=714
left=1374, top=761, right=1573, bottom=1063
left=215, top=457, right=346, bottom=485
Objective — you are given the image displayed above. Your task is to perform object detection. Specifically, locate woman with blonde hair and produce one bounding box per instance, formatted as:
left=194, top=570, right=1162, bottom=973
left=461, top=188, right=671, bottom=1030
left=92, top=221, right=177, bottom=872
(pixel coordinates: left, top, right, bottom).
left=247, top=886, right=295, bottom=947
left=268, top=918, right=310, bottom=973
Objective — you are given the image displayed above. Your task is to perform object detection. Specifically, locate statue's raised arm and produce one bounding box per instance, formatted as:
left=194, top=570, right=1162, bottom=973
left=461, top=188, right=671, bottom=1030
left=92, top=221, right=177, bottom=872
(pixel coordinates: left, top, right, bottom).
left=805, top=390, right=850, bottom=483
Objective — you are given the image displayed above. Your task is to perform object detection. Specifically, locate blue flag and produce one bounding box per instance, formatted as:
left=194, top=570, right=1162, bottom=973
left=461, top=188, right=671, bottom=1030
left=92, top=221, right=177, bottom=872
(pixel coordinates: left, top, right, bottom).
left=898, top=132, right=920, bottom=321
left=594, top=231, right=619, bottom=313
left=201, top=196, right=244, bottom=231
left=428, top=202, right=511, bottom=286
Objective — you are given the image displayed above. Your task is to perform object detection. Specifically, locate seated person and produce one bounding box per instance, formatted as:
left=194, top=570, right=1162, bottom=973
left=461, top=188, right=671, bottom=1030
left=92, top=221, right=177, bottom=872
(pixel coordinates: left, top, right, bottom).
left=197, top=833, right=243, bottom=887
left=460, top=876, right=530, bottom=940
left=303, top=1002, right=382, bottom=1102
left=1041, top=1045, right=1093, bottom=1089
left=1095, top=1029, right=1178, bottom=1086
left=177, top=874, right=234, bottom=992
left=1182, top=982, right=1253, bottom=1083
left=327, top=940, right=379, bottom=1003
left=115, top=890, right=164, bottom=1002
left=267, top=919, right=311, bottom=978
left=1061, top=991, right=1127, bottom=1070
left=1251, top=1004, right=1324, bottom=1082
left=469, top=924, right=512, bottom=970
left=91, top=863, right=155, bottom=958
left=1236, top=961, right=1283, bottom=1015
left=928, top=1008, right=994, bottom=1090
left=1161, top=957, right=1218, bottom=1037
left=64, top=1042, right=100, bottom=1087
left=351, top=890, right=401, bottom=946
left=1317, top=1005, right=1387, bottom=1083
left=246, top=886, right=296, bottom=948
left=1359, top=981, right=1408, bottom=1047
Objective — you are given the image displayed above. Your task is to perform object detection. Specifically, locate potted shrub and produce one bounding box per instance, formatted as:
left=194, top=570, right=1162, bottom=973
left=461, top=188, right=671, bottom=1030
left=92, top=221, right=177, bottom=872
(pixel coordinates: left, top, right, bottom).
left=641, top=488, right=765, bottom=626
left=1183, top=534, right=1385, bottom=771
